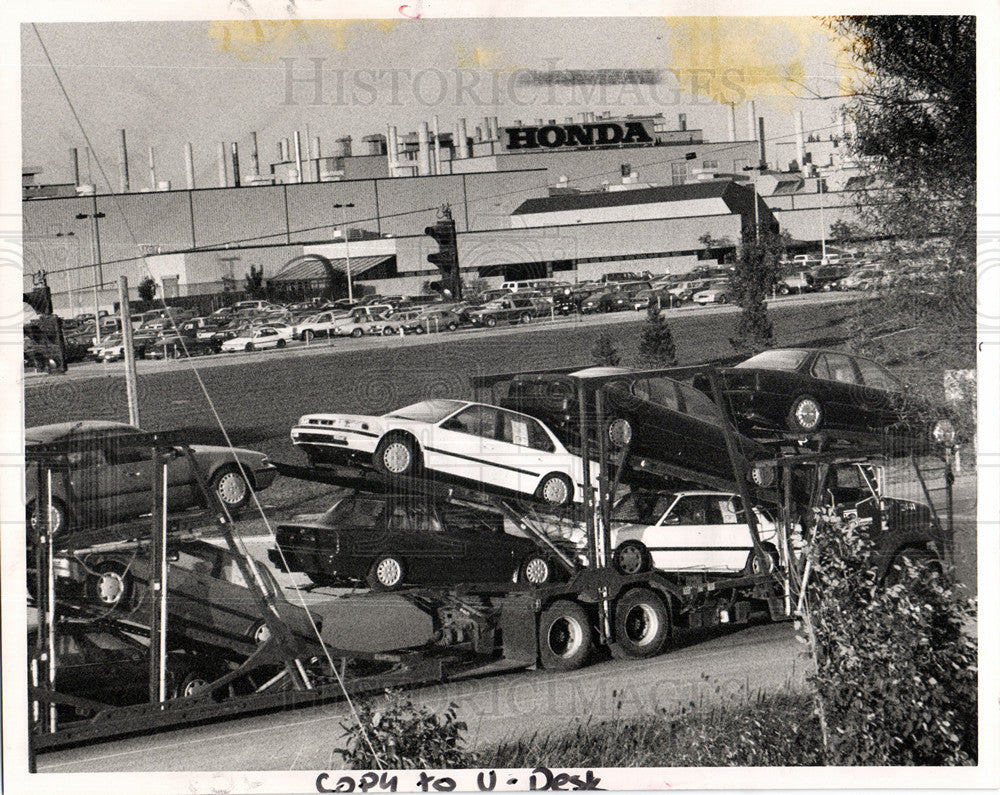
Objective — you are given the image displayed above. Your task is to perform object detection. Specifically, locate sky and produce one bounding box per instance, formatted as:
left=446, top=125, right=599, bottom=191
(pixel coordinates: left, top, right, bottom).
left=21, top=17, right=852, bottom=188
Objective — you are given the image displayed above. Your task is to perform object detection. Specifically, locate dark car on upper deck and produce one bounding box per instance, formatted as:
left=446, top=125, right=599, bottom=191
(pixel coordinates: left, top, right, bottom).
left=701, top=348, right=955, bottom=448
left=500, top=367, right=776, bottom=490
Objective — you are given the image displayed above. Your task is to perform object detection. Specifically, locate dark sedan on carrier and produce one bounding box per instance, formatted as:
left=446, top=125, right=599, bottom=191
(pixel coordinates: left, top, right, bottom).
left=705, top=348, right=955, bottom=446
left=270, top=494, right=561, bottom=591
left=500, top=367, right=776, bottom=490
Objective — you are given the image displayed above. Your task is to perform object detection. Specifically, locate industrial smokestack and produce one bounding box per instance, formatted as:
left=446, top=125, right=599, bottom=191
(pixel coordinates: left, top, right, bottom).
left=795, top=111, right=805, bottom=168
left=747, top=102, right=757, bottom=141
left=728, top=104, right=737, bottom=142
left=458, top=118, right=470, bottom=159
left=758, top=117, right=767, bottom=168
left=217, top=142, right=228, bottom=187
left=70, top=148, right=80, bottom=186
left=294, top=131, right=303, bottom=183
left=250, top=132, right=260, bottom=176
left=387, top=125, right=398, bottom=174
left=231, top=142, right=241, bottom=187
left=184, top=143, right=195, bottom=189
left=433, top=115, right=441, bottom=175
left=281, top=137, right=290, bottom=162
left=312, top=136, right=322, bottom=181
left=148, top=145, right=157, bottom=191
left=678, top=113, right=687, bottom=132
left=475, top=126, right=483, bottom=142
left=417, top=122, right=431, bottom=176
left=118, top=129, right=130, bottom=193
left=492, top=116, right=499, bottom=139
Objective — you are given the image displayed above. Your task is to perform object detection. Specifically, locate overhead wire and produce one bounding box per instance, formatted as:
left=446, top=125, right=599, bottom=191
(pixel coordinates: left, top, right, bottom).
left=30, top=22, right=384, bottom=768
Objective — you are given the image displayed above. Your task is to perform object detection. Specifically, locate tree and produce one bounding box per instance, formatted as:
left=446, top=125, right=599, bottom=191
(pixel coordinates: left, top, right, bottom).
left=244, top=264, right=265, bottom=297
left=828, top=17, right=976, bottom=431
left=728, top=229, right=787, bottom=355
left=828, top=219, right=860, bottom=246
left=137, top=277, right=157, bottom=306
left=591, top=332, right=620, bottom=367
left=637, top=305, right=677, bottom=367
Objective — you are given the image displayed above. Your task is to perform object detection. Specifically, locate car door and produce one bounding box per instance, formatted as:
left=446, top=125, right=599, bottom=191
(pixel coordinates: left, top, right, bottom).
left=671, top=382, right=734, bottom=480
left=703, top=494, right=756, bottom=571
left=808, top=352, right=866, bottom=430
left=432, top=405, right=521, bottom=493
left=255, top=328, right=279, bottom=348
left=617, top=377, right=688, bottom=466
left=853, top=355, right=909, bottom=429
left=649, top=494, right=715, bottom=572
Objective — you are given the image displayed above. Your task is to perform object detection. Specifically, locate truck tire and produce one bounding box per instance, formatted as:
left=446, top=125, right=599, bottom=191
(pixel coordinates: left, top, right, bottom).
left=485, top=316, right=497, bottom=328
left=538, top=600, right=591, bottom=671
left=609, top=587, right=670, bottom=660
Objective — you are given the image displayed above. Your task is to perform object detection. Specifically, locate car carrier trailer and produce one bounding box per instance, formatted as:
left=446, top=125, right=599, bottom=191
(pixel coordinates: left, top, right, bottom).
left=26, top=365, right=956, bottom=761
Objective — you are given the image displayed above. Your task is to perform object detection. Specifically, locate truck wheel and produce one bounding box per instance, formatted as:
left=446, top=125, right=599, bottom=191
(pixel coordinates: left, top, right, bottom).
left=303, top=330, right=315, bottom=342
left=351, top=327, right=364, bottom=338
left=485, top=316, right=497, bottom=328
left=276, top=338, right=286, bottom=348
left=367, top=554, right=405, bottom=591
left=245, top=342, right=255, bottom=352
left=538, top=600, right=591, bottom=671
left=447, top=322, right=458, bottom=331
left=382, top=327, right=396, bottom=336
left=609, top=588, right=670, bottom=660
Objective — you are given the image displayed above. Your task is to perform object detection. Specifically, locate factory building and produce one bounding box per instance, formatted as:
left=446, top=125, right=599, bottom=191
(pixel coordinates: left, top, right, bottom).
left=22, top=108, right=866, bottom=312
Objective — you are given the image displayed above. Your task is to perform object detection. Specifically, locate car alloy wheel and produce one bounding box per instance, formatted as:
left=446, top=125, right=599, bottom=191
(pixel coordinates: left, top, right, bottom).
left=521, top=556, right=551, bottom=586
left=29, top=498, right=67, bottom=536
left=613, top=541, right=648, bottom=575
left=788, top=396, right=822, bottom=433
left=375, top=436, right=419, bottom=476
left=210, top=468, right=250, bottom=512
left=368, top=555, right=405, bottom=590
left=536, top=473, right=572, bottom=506
left=607, top=417, right=633, bottom=448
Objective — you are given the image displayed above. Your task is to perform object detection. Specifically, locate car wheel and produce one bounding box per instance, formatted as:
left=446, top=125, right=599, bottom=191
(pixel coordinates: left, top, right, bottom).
left=718, top=294, right=729, bottom=304
left=447, top=322, right=458, bottom=331
left=538, top=600, right=592, bottom=671
left=276, top=338, right=286, bottom=348
left=176, top=669, right=214, bottom=699
left=744, top=546, right=779, bottom=577
left=613, top=541, right=649, bottom=575
left=413, top=325, right=425, bottom=334
left=787, top=395, right=823, bottom=433
left=85, top=561, right=134, bottom=611
left=303, top=330, right=314, bottom=342
left=373, top=435, right=421, bottom=477
left=485, top=316, right=497, bottom=328
left=244, top=342, right=255, bottom=352
left=535, top=473, right=573, bottom=506
left=367, top=554, right=405, bottom=591
left=171, top=346, right=183, bottom=359
left=27, top=497, right=68, bottom=537
left=778, top=284, right=790, bottom=296
left=250, top=621, right=272, bottom=644
left=351, top=327, right=364, bottom=338
left=519, top=313, right=531, bottom=324
left=208, top=467, right=251, bottom=514
left=520, top=554, right=553, bottom=586
left=382, top=327, right=396, bottom=336
left=609, top=588, right=671, bottom=660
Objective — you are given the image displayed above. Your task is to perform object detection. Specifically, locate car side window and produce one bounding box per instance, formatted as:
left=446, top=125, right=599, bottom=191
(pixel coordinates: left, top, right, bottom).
left=647, top=378, right=681, bottom=412
left=676, top=383, right=722, bottom=425
left=440, top=405, right=500, bottom=440
left=855, top=357, right=899, bottom=391
left=666, top=495, right=707, bottom=525
left=714, top=496, right=742, bottom=524
left=813, top=353, right=859, bottom=385
left=499, top=411, right=556, bottom=452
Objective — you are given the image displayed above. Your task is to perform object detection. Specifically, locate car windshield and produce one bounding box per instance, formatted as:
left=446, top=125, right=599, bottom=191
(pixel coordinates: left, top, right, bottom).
left=735, top=349, right=810, bottom=371
left=386, top=399, right=467, bottom=423
left=614, top=491, right=676, bottom=525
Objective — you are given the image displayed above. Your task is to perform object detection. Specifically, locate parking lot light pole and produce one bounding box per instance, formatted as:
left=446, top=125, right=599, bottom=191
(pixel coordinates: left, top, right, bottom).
left=333, top=203, right=355, bottom=302
left=75, top=210, right=106, bottom=343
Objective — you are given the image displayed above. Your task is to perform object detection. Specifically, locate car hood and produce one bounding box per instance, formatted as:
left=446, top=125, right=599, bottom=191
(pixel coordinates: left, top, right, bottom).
left=182, top=443, right=268, bottom=464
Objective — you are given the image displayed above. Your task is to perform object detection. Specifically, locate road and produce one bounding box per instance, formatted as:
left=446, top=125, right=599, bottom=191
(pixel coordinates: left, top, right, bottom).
left=35, top=620, right=805, bottom=772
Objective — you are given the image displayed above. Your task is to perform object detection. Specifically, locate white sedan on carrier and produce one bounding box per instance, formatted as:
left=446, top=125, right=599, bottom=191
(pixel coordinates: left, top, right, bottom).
left=610, top=490, right=780, bottom=575
left=291, top=399, right=595, bottom=506
left=220, top=325, right=290, bottom=352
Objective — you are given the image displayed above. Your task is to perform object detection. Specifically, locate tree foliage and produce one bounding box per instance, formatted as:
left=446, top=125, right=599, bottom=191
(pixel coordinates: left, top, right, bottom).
left=592, top=332, right=621, bottom=367
left=137, top=277, right=157, bottom=305
left=637, top=305, right=677, bottom=367
left=244, top=264, right=265, bottom=297
left=804, top=511, right=977, bottom=765
left=728, top=229, right=787, bottom=355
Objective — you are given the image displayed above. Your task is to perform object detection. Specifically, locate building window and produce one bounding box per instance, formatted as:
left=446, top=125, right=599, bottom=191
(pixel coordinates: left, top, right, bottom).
left=702, top=160, right=719, bottom=169
left=670, top=162, right=687, bottom=185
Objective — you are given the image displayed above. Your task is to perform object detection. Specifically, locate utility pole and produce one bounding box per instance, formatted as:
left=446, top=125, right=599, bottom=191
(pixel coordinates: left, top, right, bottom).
left=334, top=203, right=355, bottom=302
left=118, top=276, right=140, bottom=425
left=75, top=210, right=106, bottom=342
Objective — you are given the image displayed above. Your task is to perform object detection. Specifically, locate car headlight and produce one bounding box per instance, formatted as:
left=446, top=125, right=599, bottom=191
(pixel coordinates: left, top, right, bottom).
left=932, top=419, right=956, bottom=446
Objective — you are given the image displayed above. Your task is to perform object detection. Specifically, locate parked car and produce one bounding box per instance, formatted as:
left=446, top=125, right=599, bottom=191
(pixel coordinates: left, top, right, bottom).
left=293, top=311, right=342, bottom=341
left=270, top=494, right=562, bottom=590
left=371, top=310, right=426, bottom=336
left=25, top=420, right=277, bottom=536
left=666, top=279, right=724, bottom=303
left=465, top=296, right=539, bottom=327
left=692, top=284, right=734, bottom=305
left=332, top=305, right=395, bottom=337
left=55, top=539, right=318, bottom=647
left=630, top=288, right=679, bottom=311
left=808, top=264, right=853, bottom=291
left=146, top=331, right=221, bottom=359
left=610, top=490, right=779, bottom=576
left=291, top=399, right=595, bottom=506
left=220, top=325, right=289, bottom=352
left=705, top=348, right=955, bottom=445
left=501, top=367, right=775, bottom=491
left=774, top=270, right=813, bottom=295
left=839, top=265, right=888, bottom=291
left=417, top=307, right=462, bottom=332
left=579, top=290, right=629, bottom=314
left=89, top=334, right=148, bottom=363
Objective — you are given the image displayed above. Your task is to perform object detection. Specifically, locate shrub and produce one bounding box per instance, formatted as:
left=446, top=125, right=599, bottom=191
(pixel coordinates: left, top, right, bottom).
left=637, top=306, right=677, bottom=367
left=340, top=689, right=475, bottom=769
left=804, top=510, right=978, bottom=765
left=592, top=332, right=621, bottom=366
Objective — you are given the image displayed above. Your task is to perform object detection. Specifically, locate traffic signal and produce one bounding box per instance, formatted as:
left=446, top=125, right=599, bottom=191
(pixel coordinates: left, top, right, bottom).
left=425, top=217, right=461, bottom=300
